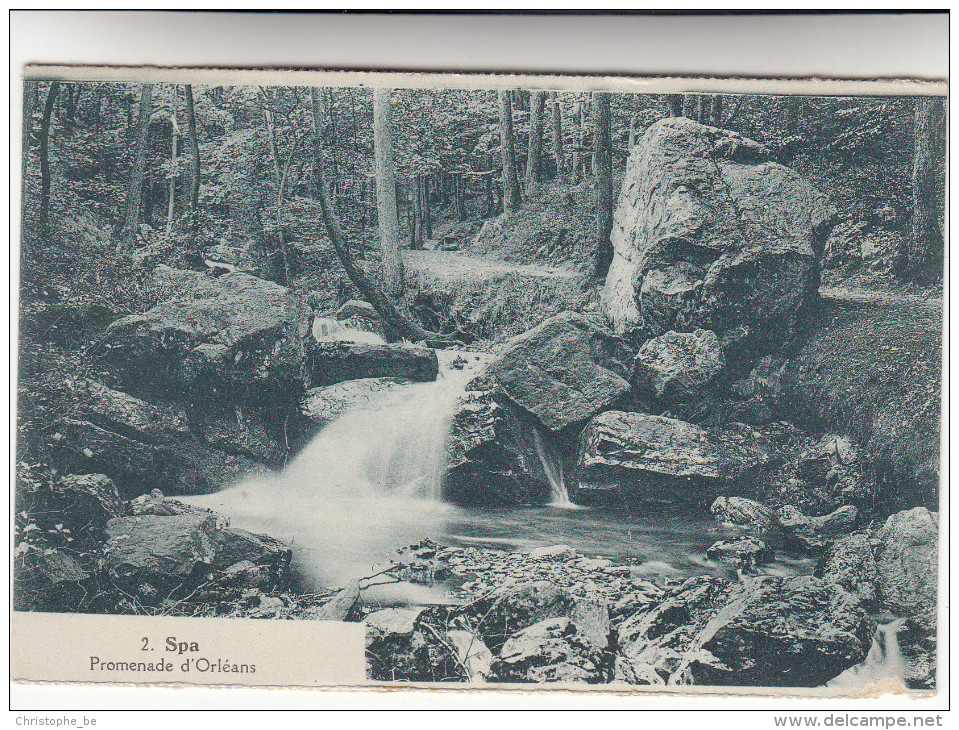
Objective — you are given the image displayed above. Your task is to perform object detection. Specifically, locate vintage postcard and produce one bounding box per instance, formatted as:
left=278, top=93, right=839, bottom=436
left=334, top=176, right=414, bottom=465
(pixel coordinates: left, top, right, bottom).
left=12, top=64, right=945, bottom=699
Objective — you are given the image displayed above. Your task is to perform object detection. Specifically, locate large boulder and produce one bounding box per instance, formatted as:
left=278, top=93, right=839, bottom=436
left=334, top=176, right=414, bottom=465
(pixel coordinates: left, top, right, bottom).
left=487, top=312, right=632, bottom=433
left=443, top=383, right=552, bottom=506
left=50, top=418, right=258, bottom=497
left=100, top=269, right=312, bottom=400
left=575, top=411, right=773, bottom=506
left=873, top=507, right=938, bottom=617
left=308, top=341, right=438, bottom=386
left=814, top=533, right=880, bottom=605
left=706, top=536, right=773, bottom=569
left=632, top=329, right=725, bottom=404
left=102, top=513, right=224, bottom=587
left=616, top=575, right=873, bottom=687
left=602, top=118, right=835, bottom=354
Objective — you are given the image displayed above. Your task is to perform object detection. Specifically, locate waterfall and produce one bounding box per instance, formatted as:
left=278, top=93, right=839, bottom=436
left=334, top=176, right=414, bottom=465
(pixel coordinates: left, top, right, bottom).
left=185, top=348, right=488, bottom=589
left=532, top=426, right=575, bottom=507
left=826, top=619, right=908, bottom=688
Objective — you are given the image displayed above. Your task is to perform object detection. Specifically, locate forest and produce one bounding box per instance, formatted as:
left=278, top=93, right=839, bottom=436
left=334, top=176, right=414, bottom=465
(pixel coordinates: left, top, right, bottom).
left=15, top=78, right=944, bottom=689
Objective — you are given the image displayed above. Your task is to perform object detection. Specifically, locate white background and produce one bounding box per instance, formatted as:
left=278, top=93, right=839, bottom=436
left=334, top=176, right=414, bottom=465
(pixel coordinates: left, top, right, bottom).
left=5, top=9, right=951, bottom=721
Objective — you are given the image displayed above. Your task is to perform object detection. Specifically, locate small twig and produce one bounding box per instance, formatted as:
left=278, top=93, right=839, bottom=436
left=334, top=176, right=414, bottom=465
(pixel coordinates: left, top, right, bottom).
left=420, top=622, right=471, bottom=681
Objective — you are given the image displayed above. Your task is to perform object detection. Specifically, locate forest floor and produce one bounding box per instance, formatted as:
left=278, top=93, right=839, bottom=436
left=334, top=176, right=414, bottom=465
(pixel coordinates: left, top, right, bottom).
left=403, top=249, right=579, bottom=287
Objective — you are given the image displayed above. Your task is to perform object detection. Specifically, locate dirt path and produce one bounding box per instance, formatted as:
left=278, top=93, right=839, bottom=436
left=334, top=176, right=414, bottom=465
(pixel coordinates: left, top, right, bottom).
left=403, top=250, right=580, bottom=286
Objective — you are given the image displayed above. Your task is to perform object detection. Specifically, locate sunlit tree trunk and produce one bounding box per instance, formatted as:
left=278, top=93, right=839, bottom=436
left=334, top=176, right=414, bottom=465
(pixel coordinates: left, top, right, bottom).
left=498, top=89, right=521, bottom=212
left=591, top=92, right=614, bottom=281
left=118, top=83, right=153, bottom=251
left=373, top=87, right=404, bottom=297
left=165, top=101, right=179, bottom=236
left=550, top=91, right=563, bottom=179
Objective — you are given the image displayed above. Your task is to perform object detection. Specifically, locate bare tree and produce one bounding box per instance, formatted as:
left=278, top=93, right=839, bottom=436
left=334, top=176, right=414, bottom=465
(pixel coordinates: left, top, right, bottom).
left=901, top=96, right=945, bottom=282
left=38, top=81, right=61, bottom=242
left=498, top=90, right=521, bottom=211
left=165, top=96, right=179, bottom=236
left=550, top=91, right=563, bottom=179
left=665, top=94, right=683, bottom=117
left=591, top=92, right=614, bottom=281
left=118, top=83, right=153, bottom=251
left=373, top=88, right=404, bottom=296
left=525, top=90, right=545, bottom=192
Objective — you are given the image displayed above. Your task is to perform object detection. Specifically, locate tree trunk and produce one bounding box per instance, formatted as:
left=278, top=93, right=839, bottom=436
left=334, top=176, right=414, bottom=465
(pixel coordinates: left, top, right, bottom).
left=525, top=90, right=545, bottom=192
left=550, top=91, right=563, bottom=180
left=710, top=95, right=724, bottom=126
left=902, top=96, right=945, bottom=282
left=422, top=175, right=432, bottom=238
left=118, top=83, right=153, bottom=251
left=165, top=107, right=179, bottom=236
left=591, top=92, right=614, bottom=281
left=682, top=94, right=697, bottom=118
left=373, top=88, right=404, bottom=296
left=309, top=88, right=446, bottom=345
left=21, top=78, right=38, bottom=234
left=183, top=84, right=201, bottom=245
left=261, top=99, right=292, bottom=285
left=498, top=90, right=521, bottom=212
left=665, top=94, right=683, bottom=117
left=37, top=81, right=60, bottom=243
left=627, top=114, right=639, bottom=150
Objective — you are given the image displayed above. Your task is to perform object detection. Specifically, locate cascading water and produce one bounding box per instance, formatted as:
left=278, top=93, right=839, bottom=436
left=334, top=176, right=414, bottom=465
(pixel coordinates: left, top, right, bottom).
left=531, top=426, right=575, bottom=507
left=826, top=619, right=909, bottom=689
left=186, top=347, right=489, bottom=594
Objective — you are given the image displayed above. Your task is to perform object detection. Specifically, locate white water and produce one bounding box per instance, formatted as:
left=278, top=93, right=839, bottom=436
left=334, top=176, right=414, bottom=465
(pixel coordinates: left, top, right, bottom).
left=531, top=426, right=575, bottom=507
left=186, top=349, right=489, bottom=590
left=827, top=619, right=908, bottom=689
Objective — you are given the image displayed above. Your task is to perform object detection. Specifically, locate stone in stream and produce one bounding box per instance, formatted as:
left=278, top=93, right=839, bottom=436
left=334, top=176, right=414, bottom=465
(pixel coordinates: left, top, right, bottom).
left=814, top=533, right=880, bottom=606
left=706, top=536, right=774, bottom=569
left=602, top=118, right=836, bottom=355
left=308, top=341, right=438, bottom=386
left=528, top=544, right=578, bottom=561
left=487, top=311, right=632, bottom=433
left=632, top=329, right=725, bottom=404
left=488, top=617, right=609, bottom=684
left=776, top=504, right=859, bottom=553
left=445, top=630, right=494, bottom=682
left=102, top=512, right=291, bottom=595
left=575, top=411, right=773, bottom=506
left=616, top=575, right=873, bottom=687
left=365, top=607, right=435, bottom=681
left=872, top=507, right=938, bottom=618
left=709, top=495, right=778, bottom=532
